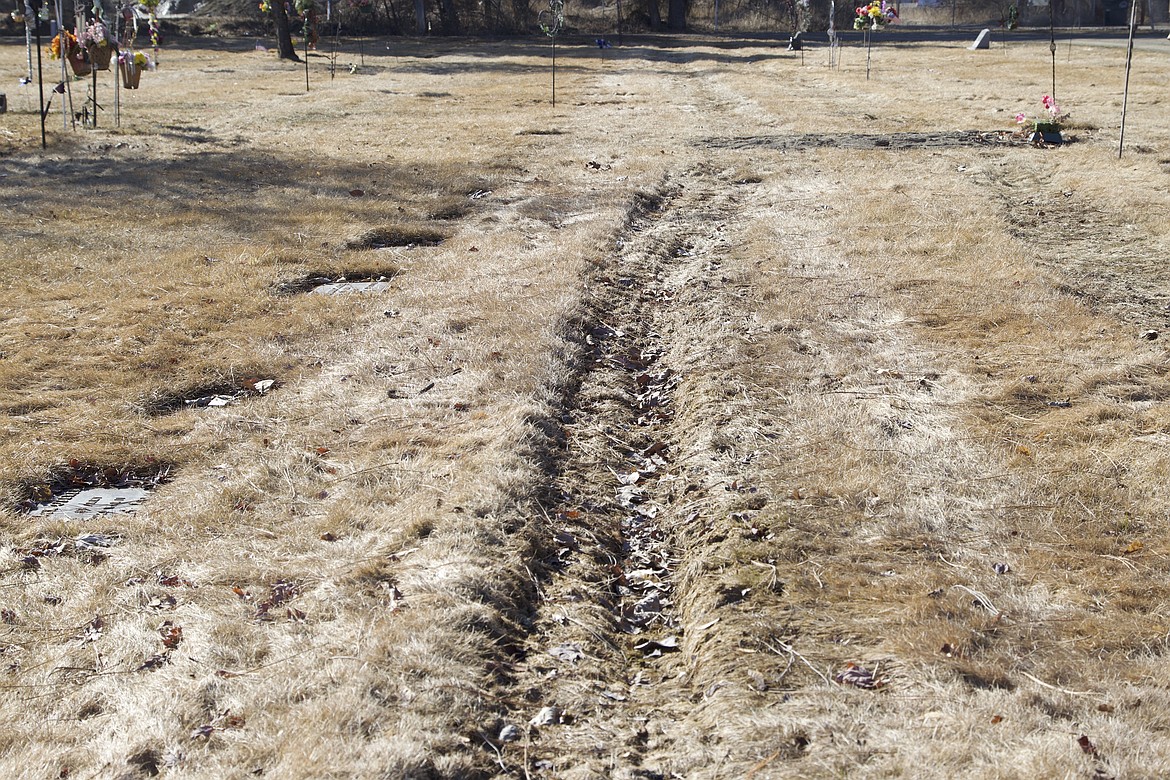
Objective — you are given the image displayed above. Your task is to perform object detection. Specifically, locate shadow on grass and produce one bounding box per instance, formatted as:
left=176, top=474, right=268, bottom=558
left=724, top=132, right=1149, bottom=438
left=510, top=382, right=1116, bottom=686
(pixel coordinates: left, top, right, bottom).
left=0, top=137, right=504, bottom=246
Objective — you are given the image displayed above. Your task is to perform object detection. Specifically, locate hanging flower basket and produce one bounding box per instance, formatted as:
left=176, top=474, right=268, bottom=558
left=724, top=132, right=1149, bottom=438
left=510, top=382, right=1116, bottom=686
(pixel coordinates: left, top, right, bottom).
left=120, top=60, right=141, bottom=88
left=119, top=51, right=150, bottom=89
left=88, top=44, right=113, bottom=71
left=68, top=51, right=92, bottom=77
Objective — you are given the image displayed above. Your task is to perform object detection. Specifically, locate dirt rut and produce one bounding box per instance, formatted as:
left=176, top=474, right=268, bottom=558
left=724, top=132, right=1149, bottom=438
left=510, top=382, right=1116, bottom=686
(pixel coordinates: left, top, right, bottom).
left=490, top=164, right=766, bottom=778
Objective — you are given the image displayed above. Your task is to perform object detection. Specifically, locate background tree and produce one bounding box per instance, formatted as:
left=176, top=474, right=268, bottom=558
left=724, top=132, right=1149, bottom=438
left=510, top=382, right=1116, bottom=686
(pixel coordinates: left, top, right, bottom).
left=267, top=0, right=299, bottom=60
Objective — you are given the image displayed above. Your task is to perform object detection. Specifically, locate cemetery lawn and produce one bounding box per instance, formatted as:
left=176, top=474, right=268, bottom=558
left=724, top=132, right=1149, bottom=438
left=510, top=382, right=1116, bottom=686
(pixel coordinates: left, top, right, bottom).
left=2, top=31, right=1170, bottom=779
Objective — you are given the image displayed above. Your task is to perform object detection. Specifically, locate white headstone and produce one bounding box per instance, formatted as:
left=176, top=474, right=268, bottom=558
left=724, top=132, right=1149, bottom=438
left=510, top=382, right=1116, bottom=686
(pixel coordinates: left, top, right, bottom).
left=970, top=28, right=991, bottom=50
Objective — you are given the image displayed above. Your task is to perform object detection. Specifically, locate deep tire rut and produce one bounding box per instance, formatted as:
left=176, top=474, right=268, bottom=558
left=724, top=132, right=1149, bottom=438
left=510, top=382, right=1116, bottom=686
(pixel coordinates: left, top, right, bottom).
left=495, top=166, right=748, bottom=778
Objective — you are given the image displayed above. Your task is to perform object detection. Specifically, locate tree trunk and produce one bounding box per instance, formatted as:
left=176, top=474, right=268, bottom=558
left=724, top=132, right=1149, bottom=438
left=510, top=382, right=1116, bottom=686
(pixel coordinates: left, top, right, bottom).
left=414, top=0, right=427, bottom=33
left=438, top=0, right=459, bottom=32
left=647, top=0, right=661, bottom=28
left=667, top=0, right=686, bottom=29
left=273, top=1, right=300, bottom=60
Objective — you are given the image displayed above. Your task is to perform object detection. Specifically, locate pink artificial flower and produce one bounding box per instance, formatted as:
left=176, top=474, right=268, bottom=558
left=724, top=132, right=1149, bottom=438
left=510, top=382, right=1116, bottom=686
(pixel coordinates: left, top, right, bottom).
left=1041, top=94, right=1054, bottom=109
left=1015, top=113, right=1026, bottom=123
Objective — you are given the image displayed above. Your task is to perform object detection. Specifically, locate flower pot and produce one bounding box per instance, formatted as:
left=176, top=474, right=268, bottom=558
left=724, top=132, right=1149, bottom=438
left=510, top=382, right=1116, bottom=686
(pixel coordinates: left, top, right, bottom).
left=1029, top=129, right=1062, bottom=145
left=88, top=44, right=113, bottom=71
left=68, top=51, right=91, bottom=77
left=120, top=60, right=141, bottom=89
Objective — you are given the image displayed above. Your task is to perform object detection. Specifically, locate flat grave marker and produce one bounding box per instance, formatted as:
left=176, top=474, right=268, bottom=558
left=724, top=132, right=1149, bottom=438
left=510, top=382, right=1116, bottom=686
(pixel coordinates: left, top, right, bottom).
left=30, top=487, right=152, bottom=520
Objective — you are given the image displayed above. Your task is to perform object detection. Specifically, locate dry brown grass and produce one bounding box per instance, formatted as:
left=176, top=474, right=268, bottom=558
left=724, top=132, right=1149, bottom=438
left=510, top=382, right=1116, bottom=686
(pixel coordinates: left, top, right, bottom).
left=2, top=30, right=1170, bottom=779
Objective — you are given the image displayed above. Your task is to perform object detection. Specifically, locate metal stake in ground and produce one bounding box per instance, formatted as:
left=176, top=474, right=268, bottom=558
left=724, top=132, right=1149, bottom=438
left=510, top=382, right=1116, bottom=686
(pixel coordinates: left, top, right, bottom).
left=91, top=56, right=98, bottom=127
left=1118, top=0, right=1139, bottom=158
left=828, top=0, right=835, bottom=69
left=865, top=28, right=872, bottom=80
left=29, top=0, right=46, bottom=148
left=538, top=0, right=564, bottom=107
left=1048, top=0, right=1057, bottom=101
left=298, top=0, right=313, bottom=92
left=23, top=1, right=33, bottom=82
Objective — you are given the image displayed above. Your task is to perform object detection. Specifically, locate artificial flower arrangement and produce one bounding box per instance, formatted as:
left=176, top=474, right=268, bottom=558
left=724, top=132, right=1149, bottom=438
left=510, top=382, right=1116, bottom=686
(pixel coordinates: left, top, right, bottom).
left=81, top=18, right=112, bottom=48
left=118, top=49, right=151, bottom=88
left=81, top=17, right=117, bottom=69
left=119, top=49, right=152, bottom=68
left=1015, top=94, right=1068, bottom=140
left=49, top=29, right=80, bottom=60
left=854, top=0, right=897, bottom=30
left=139, top=0, right=162, bottom=50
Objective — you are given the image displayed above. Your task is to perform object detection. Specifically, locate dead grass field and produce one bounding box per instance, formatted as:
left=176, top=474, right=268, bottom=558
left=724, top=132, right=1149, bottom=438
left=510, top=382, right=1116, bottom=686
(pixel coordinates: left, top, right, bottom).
left=2, top=28, right=1170, bottom=779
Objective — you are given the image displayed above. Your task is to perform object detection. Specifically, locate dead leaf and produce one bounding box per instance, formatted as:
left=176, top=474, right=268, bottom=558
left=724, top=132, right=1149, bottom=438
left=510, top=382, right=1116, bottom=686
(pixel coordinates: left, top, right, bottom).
left=159, top=621, right=183, bottom=649
left=548, top=643, right=584, bottom=663
left=349, top=189, right=364, bottom=197
left=529, top=706, right=563, bottom=727
left=75, top=533, right=116, bottom=551
left=990, top=715, right=1003, bottom=724
left=81, top=616, right=104, bottom=643
left=635, top=635, right=680, bottom=656
left=834, top=663, right=885, bottom=689
left=147, top=594, right=177, bottom=610
left=1122, top=541, right=1144, bottom=555
left=190, top=725, right=216, bottom=740
left=1077, top=734, right=1098, bottom=756
left=136, top=653, right=170, bottom=672
left=643, top=440, right=668, bottom=457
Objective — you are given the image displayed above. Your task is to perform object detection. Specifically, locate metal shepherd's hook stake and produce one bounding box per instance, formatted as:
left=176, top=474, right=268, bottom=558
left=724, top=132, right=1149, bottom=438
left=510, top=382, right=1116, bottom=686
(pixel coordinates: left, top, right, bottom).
left=539, top=0, right=563, bottom=107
